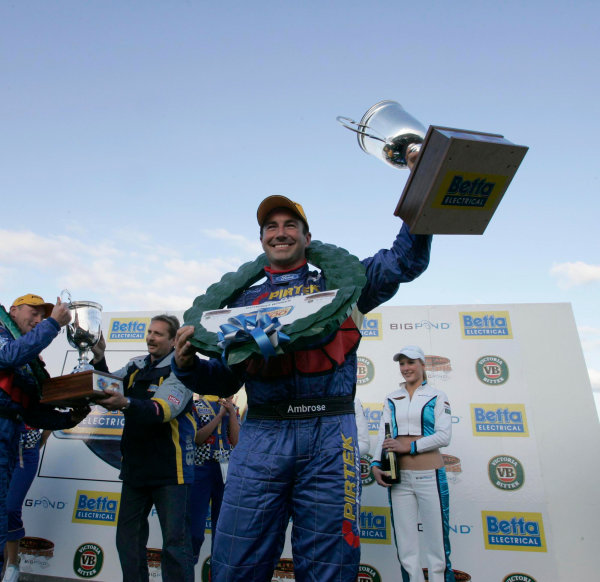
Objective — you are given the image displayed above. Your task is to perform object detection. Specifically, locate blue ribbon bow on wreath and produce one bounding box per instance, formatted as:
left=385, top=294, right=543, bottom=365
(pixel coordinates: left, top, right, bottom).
left=217, top=312, right=290, bottom=361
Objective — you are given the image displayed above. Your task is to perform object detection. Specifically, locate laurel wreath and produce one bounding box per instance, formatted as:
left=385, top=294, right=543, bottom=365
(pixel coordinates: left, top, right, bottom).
left=184, top=241, right=367, bottom=364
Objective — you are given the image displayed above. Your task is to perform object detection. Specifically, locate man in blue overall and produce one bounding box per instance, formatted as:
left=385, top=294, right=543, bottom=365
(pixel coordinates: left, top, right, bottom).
left=174, top=195, right=432, bottom=582
left=0, top=294, right=89, bottom=581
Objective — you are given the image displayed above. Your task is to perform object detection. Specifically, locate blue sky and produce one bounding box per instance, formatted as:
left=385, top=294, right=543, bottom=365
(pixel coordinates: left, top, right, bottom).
left=1, top=2, right=599, bottom=409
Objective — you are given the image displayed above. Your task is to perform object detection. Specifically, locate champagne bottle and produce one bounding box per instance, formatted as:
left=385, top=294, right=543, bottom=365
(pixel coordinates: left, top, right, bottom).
left=380, top=422, right=400, bottom=484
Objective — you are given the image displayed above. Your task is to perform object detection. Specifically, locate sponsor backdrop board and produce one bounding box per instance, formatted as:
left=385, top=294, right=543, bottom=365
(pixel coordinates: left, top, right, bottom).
left=21, top=304, right=599, bottom=581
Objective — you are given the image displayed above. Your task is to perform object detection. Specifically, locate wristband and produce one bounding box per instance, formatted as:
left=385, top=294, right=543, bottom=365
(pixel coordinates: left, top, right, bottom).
left=410, top=441, right=418, bottom=455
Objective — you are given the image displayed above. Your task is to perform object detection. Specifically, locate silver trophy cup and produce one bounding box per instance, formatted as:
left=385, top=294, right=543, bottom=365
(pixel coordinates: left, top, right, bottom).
left=66, top=301, right=103, bottom=373
left=337, top=100, right=427, bottom=169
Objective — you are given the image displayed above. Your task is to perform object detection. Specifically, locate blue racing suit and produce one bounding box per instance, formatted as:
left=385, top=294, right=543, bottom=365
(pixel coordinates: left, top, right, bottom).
left=0, top=319, right=82, bottom=555
left=174, top=223, right=432, bottom=582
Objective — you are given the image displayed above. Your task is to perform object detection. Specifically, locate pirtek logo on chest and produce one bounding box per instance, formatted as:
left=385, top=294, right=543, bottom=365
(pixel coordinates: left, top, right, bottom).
left=268, top=284, right=320, bottom=301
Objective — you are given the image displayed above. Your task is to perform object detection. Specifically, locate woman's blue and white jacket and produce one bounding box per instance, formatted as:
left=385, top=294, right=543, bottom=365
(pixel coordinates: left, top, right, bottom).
left=371, top=381, right=452, bottom=466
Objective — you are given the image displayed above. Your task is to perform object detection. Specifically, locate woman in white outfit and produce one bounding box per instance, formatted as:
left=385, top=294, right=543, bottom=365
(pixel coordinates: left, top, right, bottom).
left=371, top=345, right=455, bottom=582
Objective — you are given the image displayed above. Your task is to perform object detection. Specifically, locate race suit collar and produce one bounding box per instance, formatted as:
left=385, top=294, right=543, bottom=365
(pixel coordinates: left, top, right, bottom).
left=147, top=348, right=175, bottom=368
left=264, top=260, right=308, bottom=285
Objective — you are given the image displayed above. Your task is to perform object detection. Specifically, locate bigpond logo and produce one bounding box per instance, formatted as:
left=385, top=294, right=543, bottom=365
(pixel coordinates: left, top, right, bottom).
left=362, top=403, right=383, bottom=434
left=488, top=455, right=525, bottom=491
left=482, top=511, right=546, bottom=552
left=471, top=404, right=529, bottom=436
left=356, top=356, right=375, bottom=385
left=460, top=311, right=513, bottom=339
left=476, top=355, right=509, bottom=385
left=360, top=314, right=382, bottom=340
left=108, top=318, right=151, bottom=341
left=25, top=496, right=67, bottom=511
left=72, top=491, right=120, bottom=525
left=360, top=506, right=391, bottom=544
left=389, top=319, right=450, bottom=331
left=73, top=543, right=104, bottom=578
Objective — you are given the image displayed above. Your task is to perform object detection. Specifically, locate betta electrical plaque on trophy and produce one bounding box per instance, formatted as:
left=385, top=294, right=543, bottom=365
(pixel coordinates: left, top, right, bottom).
left=338, top=100, right=528, bottom=234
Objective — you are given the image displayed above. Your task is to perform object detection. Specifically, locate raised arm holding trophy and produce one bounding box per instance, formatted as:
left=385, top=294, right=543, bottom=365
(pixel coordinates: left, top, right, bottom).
left=0, top=293, right=91, bottom=576
left=338, top=99, right=528, bottom=234
left=170, top=97, right=528, bottom=582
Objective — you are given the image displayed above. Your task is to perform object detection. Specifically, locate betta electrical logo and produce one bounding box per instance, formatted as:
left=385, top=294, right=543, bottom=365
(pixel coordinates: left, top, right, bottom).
left=434, top=171, right=507, bottom=209
left=356, top=356, right=375, bottom=385
left=482, top=511, right=547, bottom=552
left=108, top=318, right=151, bottom=341
left=460, top=311, right=513, bottom=339
left=362, top=403, right=383, bottom=434
left=471, top=404, right=529, bottom=436
left=73, top=543, right=104, bottom=578
left=488, top=455, right=525, bottom=491
left=360, top=314, right=382, bottom=340
left=477, top=355, right=509, bottom=385
left=360, top=506, right=391, bottom=544
left=58, top=407, right=124, bottom=439
left=72, top=491, right=120, bottom=526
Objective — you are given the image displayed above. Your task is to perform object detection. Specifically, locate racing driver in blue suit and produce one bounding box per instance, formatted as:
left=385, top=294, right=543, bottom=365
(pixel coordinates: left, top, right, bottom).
left=174, top=194, right=432, bottom=582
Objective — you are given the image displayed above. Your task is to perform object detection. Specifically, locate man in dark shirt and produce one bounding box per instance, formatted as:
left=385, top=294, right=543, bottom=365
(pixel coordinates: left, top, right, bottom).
left=93, top=314, right=238, bottom=582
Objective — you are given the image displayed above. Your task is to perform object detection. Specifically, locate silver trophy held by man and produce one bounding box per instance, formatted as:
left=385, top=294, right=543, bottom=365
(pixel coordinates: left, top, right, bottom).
left=337, top=100, right=528, bottom=235
left=41, top=292, right=124, bottom=406
left=62, top=289, right=103, bottom=373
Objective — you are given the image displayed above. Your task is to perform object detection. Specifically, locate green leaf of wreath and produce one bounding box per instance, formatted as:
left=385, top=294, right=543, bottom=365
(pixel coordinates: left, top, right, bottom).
left=183, top=241, right=367, bottom=364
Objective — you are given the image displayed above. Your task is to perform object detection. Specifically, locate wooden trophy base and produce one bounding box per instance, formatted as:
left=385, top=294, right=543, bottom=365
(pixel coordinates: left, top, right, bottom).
left=395, top=126, right=528, bottom=234
left=41, top=370, right=124, bottom=407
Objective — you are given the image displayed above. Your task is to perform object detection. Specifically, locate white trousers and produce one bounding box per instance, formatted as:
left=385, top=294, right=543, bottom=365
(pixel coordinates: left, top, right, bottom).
left=389, top=469, right=454, bottom=582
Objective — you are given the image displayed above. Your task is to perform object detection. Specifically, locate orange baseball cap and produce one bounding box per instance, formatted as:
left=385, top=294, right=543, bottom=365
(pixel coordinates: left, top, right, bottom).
left=12, top=294, right=54, bottom=318
left=257, top=195, right=309, bottom=230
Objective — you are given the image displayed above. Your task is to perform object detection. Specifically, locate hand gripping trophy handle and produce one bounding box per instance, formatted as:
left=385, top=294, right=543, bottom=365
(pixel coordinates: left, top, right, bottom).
left=337, top=99, right=529, bottom=235
left=336, top=100, right=427, bottom=169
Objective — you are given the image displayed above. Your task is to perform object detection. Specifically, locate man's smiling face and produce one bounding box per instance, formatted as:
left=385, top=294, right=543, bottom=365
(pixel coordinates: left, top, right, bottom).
left=260, top=208, right=311, bottom=271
